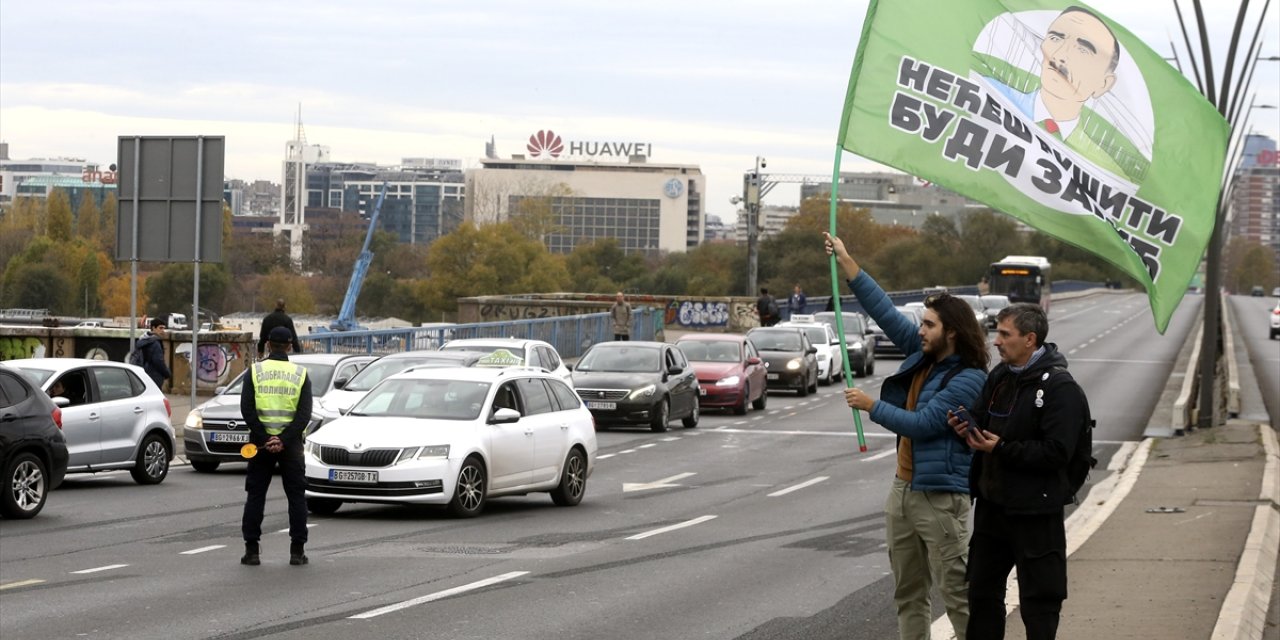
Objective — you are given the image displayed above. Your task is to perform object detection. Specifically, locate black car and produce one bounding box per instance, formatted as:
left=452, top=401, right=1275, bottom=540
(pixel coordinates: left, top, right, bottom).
left=570, top=341, right=700, bottom=432
left=813, top=311, right=876, bottom=377
left=746, top=327, right=820, bottom=396
left=0, top=363, right=69, bottom=519
left=868, top=306, right=923, bottom=358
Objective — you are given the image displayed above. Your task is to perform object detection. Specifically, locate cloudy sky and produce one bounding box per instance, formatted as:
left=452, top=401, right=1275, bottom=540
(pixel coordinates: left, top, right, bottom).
left=2, top=0, right=1276, bottom=221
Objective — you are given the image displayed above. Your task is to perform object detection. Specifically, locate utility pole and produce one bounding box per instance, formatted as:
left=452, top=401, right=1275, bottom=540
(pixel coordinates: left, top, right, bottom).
left=743, top=156, right=765, bottom=295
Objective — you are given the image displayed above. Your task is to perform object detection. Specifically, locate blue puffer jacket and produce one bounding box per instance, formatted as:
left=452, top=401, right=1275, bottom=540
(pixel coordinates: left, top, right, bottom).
left=848, top=271, right=986, bottom=493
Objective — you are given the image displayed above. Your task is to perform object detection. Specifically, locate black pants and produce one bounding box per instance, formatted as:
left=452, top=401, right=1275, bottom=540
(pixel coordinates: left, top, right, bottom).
left=966, top=500, right=1067, bottom=640
left=613, top=333, right=630, bottom=341
left=242, top=448, right=308, bottom=545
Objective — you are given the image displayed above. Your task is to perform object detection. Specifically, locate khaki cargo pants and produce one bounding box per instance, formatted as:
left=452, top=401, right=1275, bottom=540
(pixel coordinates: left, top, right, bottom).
left=885, top=476, right=970, bottom=640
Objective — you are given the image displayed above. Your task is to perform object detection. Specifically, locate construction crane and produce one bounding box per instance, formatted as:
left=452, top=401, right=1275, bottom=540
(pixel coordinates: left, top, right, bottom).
left=329, top=182, right=389, bottom=331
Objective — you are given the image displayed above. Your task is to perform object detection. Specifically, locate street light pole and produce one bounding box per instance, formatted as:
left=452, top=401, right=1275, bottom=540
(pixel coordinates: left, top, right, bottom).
left=744, top=156, right=765, bottom=296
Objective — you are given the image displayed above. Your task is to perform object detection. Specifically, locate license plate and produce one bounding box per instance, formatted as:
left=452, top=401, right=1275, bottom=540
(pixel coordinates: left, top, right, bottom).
left=698, top=386, right=707, bottom=396
left=767, top=373, right=780, bottom=380
left=586, top=401, right=616, bottom=410
left=329, top=469, right=377, bottom=484
left=210, top=432, right=249, bottom=443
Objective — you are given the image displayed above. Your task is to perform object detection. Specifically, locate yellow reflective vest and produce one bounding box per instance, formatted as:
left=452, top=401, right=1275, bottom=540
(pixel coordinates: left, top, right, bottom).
left=251, top=359, right=307, bottom=436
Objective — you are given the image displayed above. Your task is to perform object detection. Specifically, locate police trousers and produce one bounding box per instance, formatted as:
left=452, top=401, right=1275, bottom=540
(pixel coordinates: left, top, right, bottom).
left=966, top=500, right=1067, bottom=640
left=242, top=448, right=308, bottom=545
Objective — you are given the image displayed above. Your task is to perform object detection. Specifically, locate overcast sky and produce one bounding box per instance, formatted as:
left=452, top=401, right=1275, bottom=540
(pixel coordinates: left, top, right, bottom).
left=1, top=1, right=1276, bottom=221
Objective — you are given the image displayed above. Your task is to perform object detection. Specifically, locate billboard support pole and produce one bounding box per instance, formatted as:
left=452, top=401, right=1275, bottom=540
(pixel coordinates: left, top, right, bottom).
left=191, top=137, right=204, bottom=408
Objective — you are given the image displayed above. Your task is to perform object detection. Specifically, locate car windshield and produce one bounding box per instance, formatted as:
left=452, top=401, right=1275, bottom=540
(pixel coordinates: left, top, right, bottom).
left=576, top=346, right=661, bottom=372
left=222, top=361, right=335, bottom=395
left=981, top=295, right=1010, bottom=309
left=678, top=341, right=741, bottom=363
left=13, top=367, right=55, bottom=386
left=957, top=295, right=984, bottom=312
left=815, top=313, right=864, bottom=334
left=350, top=379, right=492, bottom=420
left=749, top=330, right=802, bottom=352
left=344, top=357, right=439, bottom=391
left=800, top=327, right=828, bottom=345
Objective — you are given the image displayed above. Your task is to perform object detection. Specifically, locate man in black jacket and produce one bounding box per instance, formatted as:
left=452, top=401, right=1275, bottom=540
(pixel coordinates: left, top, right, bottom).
left=137, top=319, right=171, bottom=389
left=258, top=298, right=302, bottom=358
left=950, top=303, right=1087, bottom=640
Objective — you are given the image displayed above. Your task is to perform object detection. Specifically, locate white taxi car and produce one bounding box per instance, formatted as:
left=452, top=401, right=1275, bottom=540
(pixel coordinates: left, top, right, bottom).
left=304, top=367, right=596, bottom=518
left=777, top=315, right=842, bottom=385
left=439, top=338, right=573, bottom=388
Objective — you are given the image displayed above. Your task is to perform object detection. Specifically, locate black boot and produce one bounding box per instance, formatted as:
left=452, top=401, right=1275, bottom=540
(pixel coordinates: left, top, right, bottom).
left=241, top=541, right=260, bottom=566
left=289, top=542, right=308, bottom=566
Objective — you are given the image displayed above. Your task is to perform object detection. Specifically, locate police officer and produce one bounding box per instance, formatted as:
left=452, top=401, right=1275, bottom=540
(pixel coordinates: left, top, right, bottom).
left=240, top=326, right=313, bottom=566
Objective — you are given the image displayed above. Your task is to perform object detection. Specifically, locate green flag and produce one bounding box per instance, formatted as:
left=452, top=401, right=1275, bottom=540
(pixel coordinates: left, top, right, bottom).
left=839, top=0, right=1228, bottom=332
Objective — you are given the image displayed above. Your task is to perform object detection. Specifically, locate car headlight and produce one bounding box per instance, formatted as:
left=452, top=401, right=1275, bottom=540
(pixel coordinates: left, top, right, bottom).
left=305, top=441, right=322, bottom=459
left=396, top=445, right=450, bottom=464
left=629, top=384, right=657, bottom=399
left=786, top=358, right=802, bottom=370
left=185, top=410, right=203, bottom=430
left=715, top=375, right=741, bottom=387
left=849, top=341, right=864, bottom=350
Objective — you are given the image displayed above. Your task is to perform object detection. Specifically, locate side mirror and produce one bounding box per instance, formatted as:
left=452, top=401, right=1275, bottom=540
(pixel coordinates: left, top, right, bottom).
left=565, top=363, right=574, bottom=371
left=806, top=346, right=817, bottom=355
left=489, top=407, right=521, bottom=424
left=214, top=386, right=227, bottom=395
left=333, top=376, right=349, bottom=390
left=52, top=396, right=70, bottom=408
left=666, top=365, right=683, bottom=376
left=746, top=356, right=762, bottom=365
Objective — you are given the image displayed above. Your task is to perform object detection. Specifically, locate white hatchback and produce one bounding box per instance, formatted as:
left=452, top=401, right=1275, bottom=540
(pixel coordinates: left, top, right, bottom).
left=304, top=367, right=597, bottom=517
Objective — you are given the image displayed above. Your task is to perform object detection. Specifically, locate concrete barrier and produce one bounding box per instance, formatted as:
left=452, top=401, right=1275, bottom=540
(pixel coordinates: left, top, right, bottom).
left=1221, top=294, right=1241, bottom=418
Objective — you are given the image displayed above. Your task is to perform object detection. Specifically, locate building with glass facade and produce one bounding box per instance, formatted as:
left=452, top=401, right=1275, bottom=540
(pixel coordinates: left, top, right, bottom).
left=465, top=158, right=705, bottom=256
left=1230, top=134, right=1279, bottom=264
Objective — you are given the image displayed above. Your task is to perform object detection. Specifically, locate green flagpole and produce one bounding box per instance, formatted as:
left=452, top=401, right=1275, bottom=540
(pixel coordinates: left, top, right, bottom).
left=827, top=144, right=867, bottom=453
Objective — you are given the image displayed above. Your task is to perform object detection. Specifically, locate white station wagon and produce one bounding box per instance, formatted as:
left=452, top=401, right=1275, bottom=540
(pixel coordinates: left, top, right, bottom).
left=304, top=367, right=597, bottom=518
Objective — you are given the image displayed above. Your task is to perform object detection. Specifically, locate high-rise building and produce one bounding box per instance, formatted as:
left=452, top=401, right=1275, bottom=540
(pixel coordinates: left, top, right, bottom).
left=0, top=152, right=103, bottom=205
left=799, top=171, right=981, bottom=229
left=1229, top=133, right=1279, bottom=263
left=304, top=160, right=465, bottom=246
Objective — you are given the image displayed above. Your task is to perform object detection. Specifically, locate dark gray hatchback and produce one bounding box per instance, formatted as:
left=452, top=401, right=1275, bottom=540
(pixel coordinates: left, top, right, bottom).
left=0, top=364, right=69, bottom=519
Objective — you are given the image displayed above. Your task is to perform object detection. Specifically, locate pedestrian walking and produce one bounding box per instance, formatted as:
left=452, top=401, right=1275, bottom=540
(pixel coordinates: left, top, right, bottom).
left=756, top=288, right=780, bottom=327
left=258, top=298, right=302, bottom=358
left=240, top=326, right=313, bottom=566
left=950, top=302, right=1087, bottom=639
left=788, top=284, right=807, bottom=320
left=610, top=292, right=633, bottom=341
left=826, top=232, right=988, bottom=640
left=136, top=318, right=172, bottom=390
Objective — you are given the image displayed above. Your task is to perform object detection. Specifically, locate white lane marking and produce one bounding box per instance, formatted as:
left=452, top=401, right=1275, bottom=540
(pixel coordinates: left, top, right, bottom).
left=861, top=448, right=898, bottom=462
left=618, top=449, right=637, bottom=454
left=349, top=571, right=530, bottom=620
left=181, top=545, right=226, bottom=555
left=712, top=428, right=895, bottom=438
left=639, top=443, right=657, bottom=449
left=71, top=564, right=128, bottom=574
left=623, top=472, right=697, bottom=493
left=626, top=515, right=718, bottom=540
left=275, top=523, right=318, bottom=534
left=660, top=437, right=681, bottom=442
left=597, top=453, right=616, bottom=459
left=0, top=579, right=45, bottom=590
left=768, top=476, right=830, bottom=497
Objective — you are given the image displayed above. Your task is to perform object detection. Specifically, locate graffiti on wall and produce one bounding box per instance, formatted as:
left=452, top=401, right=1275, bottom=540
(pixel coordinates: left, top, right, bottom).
left=665, top=300, right=730, bottom=328
left=0, top=337, right=45, bottom=360
left=477, top=304, right=602, bottom=322
left=175, top=342, right=243, bottom=386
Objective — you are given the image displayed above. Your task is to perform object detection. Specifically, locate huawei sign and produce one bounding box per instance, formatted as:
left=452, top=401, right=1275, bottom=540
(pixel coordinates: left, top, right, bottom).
left=527, top=130, right=564, bottom=158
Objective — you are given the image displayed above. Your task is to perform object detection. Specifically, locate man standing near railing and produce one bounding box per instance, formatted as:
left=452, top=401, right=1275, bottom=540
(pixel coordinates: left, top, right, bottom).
left=258, top=298, right=303, bottom=358
left=610, top=292, right=633, bottom=341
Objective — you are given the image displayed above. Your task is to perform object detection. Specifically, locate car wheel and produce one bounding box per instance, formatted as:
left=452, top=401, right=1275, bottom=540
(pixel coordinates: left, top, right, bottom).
left=550, top=448, right=587, bottom=507
left=447, top=457, right=487, bottom=518
left=733, top=384, right=750, bottom=415
left=650, top=398, right=670, bottom=432
left=1, top=452, right=49, bottom=519
left=820, top=367, right=832, bottom=386
left=808, top=370, right=818, bottom=394
left=856, top=358, right=867, bottom=377
left=130, top=433, right=171, bottom=485
left=868, top=356, right=875, bottom=376
left=682, top=401, right=699, bottom=428
left=752, top=387, right=768, bottom=411
left=190, top=460, right=220, bottom=473
left=307, top=497, right=342, bottom=515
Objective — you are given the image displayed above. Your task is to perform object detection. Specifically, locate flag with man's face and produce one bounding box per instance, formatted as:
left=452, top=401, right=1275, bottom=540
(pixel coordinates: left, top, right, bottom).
left=839, top=0, right=1228, bottom=332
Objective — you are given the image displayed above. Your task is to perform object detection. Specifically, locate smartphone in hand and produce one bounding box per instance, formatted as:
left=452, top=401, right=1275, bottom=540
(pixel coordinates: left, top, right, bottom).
left=953, top=406, right=975, bottom=435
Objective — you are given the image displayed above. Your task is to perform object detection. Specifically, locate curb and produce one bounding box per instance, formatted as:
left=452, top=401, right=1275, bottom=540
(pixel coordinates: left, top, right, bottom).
left=1212, top=425, right=1280, bottom=640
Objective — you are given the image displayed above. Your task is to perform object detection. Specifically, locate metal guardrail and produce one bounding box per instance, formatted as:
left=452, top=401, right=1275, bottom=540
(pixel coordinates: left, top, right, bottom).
left=299, top=307, right=664, bottom=358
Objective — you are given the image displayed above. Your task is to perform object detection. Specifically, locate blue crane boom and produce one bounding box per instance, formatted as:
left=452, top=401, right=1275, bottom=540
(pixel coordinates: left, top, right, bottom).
left=330, top=182, right=388, bottom=331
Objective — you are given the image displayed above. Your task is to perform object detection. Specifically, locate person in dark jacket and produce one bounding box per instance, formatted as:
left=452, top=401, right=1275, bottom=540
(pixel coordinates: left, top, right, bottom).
left=258, top=298, right=302, bottom=358
left=950, top=302, right=1087, bottom=640
left=756, top=288, right=779, bottom=326
left=787, top=284, right=807, bottom=320
left=826, top=232, right=988, bottom=640
left=137, top=319, right=171, bottom=389
left=240, top=326, right=313, bottom=566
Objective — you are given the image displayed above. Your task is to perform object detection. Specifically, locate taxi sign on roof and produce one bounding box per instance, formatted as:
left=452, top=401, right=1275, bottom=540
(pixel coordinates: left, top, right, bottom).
left=475, top=349, right=524, bottom=368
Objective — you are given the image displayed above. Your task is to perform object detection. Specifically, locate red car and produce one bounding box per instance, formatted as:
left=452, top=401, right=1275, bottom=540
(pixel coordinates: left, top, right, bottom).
left=675, top=333, right=768, bottom=415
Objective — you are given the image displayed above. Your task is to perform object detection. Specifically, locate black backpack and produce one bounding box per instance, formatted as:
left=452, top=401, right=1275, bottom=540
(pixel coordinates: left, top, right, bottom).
left=1046, top=366, right=1098, bottom=503
left=128, top=338, right=150, bottom=367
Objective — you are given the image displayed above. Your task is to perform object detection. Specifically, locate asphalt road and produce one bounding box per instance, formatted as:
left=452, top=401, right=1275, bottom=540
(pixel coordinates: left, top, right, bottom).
left=0, top=293, right=1209, bottom=640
